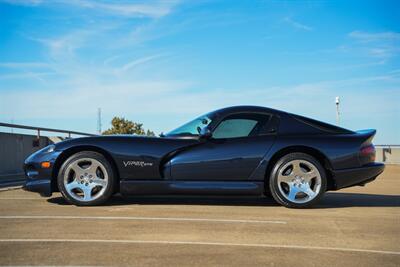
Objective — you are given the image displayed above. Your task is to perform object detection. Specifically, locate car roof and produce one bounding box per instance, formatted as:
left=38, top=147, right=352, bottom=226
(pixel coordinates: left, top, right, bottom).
left=209, top=105, right=285, bottom=117
left=209, top=106, right=353, bottom=134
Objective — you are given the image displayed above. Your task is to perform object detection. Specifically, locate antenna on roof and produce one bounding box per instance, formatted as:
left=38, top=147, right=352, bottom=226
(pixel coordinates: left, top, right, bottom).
left=97, top=108, right=102, bottom=135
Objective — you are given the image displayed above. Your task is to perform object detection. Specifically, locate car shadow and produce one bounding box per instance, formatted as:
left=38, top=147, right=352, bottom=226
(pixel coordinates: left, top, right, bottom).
left=47, top=195, right=280, bottom=207
left=318, top=192, right=400, bottom=208
left=47, top=192, right=400, bottom=209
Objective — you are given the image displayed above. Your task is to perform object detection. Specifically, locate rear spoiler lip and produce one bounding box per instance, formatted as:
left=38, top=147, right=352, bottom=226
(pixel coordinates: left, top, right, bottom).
left=355, top=129, right=377, bottom=144
left=355, top=129, right=377, bottom=138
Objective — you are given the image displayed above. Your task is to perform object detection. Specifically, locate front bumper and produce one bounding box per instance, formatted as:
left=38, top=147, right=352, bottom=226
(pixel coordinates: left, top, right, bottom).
left=23, top=149, right=61, bottom=197
left=24, top=178, right=52, bottom=197
left=332, top=162, right=385, bottom=189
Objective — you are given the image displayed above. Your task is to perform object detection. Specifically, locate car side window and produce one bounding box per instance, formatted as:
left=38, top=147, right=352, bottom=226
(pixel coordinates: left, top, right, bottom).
left=212, top=113, right=271, bottom=139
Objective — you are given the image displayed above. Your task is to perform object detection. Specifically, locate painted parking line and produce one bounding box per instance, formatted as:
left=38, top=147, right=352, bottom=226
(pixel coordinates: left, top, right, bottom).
left=0, top=239, right=399, bottom=255
left=0, top=185, right=23, bottom=191
left=0, top=215, right=287, bottom=224
left=0, top=197, right=40, bottom=200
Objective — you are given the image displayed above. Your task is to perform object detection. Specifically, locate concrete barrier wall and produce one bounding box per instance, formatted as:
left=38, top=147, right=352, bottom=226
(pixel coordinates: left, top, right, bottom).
left=376, top=147, right=400, bottom=165
left=0, top=132, right=52, bottom=180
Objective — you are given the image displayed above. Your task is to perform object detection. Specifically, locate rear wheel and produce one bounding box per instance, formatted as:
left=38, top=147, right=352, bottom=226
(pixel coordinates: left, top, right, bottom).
left=269, top=153, right=327, bottom=208
left=57, top=151, right=115, bottom=206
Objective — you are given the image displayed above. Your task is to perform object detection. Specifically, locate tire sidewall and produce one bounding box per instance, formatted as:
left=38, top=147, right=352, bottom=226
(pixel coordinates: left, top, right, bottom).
left=269, top=152, right=327, bottom=208
left=57, top=151, right=115, bottom=206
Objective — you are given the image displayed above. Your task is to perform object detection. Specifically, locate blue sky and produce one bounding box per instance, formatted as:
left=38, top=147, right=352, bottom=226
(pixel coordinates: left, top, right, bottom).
left=0, top=0, right=399, bottom=143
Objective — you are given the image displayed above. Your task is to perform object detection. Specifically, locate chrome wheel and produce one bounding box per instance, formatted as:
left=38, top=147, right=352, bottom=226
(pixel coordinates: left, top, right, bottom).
left=63, top=158, right=109, bottom=202
left=277, top=159, right=321, bottom=204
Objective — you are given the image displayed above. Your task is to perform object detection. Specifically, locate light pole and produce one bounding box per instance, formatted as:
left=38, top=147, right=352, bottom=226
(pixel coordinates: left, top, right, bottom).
left=97, top=108, right=102, bottom=135
left=335, top=96, right=340, bottom=125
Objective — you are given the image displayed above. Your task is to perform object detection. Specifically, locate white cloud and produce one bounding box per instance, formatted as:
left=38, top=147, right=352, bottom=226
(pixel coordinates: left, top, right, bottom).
left=1, top=0, right=43, bottom=6
left=1, top=73, right=398, bottom=125
left=3, top=0, right=181, bottom=84
left=1, top=71, right=399, bottom=143
left=31, top=30, right=93, bottom=61
left=0, top=62, right=50, bottom=68
left=349, top=31, right=400, bottom=42
left=1, top=3, right=398, bottom=143
left=0, top=80, right=192, bottom=119
left=67, top=0, right=177, bottom=18
left=1, top=0, right=179, bottom=18
left=368, top=48, right=393, bottom=58
left=283, top=17, right=313, bottom=31
left=348, top=31, right=400, bottom=60
left=0, top=71, right=54, bottom=81
left=116, top=54, right=165, bottom=74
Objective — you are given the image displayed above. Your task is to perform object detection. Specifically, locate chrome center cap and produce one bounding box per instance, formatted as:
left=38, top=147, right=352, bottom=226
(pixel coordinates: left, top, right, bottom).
left=82, top=174, right=91, bottom=183
left=294, top=175, right=303, bottom=185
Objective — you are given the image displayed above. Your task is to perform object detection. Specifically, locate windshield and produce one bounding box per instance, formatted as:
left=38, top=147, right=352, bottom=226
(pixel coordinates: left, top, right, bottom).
left=166, top=115, right=212, bottom=136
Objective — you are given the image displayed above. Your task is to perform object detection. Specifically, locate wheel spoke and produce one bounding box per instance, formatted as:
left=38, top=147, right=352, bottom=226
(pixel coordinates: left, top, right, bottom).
left=300, top=183, right=316, bottom=198
left=278, top=173, right=294, bottom=183
left=291, top=161, right=303, bottom=176
left=91, top=177, right=107, bottom=188
left=70, top=162, right=86, bottom=178
left=82, top=186, right=92, bottom=201
left=303, top=169, right=317, bottom=182
left=65, top=181, right=81, bottom=192
left=86, top=161, right=101, bottom=174
left=287, top=184, right=299, bottom=201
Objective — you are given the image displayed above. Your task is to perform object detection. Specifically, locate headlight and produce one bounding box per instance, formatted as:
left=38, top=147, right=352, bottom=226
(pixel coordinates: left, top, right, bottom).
left=37, top=144, right=56, bottom=154
left=45, top=144, right=56, bottom=153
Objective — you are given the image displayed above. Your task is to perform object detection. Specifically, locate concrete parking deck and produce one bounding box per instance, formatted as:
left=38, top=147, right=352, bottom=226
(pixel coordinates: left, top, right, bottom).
left=0, top=166, right=399, bottom=266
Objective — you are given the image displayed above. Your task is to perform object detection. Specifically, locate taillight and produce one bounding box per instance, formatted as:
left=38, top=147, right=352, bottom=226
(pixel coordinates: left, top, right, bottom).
left=360, top=144, right=376, bottom=163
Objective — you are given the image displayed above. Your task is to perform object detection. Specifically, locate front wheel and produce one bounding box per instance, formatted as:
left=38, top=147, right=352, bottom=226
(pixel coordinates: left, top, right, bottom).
left=57, top=151, right=115, bottom=206
left=269, top=153, right=327, bottom=208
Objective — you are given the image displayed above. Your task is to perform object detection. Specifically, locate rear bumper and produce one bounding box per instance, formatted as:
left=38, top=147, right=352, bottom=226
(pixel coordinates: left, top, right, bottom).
left=332, top=162, right=385, bottom=190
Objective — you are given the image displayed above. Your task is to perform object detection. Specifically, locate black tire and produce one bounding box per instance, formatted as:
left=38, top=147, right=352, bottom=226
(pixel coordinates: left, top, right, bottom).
left=57, top=151, right=115, bottom=206
left=264, top=184, right=272, bottom=197
left=269, top=152, right=327, bottom=208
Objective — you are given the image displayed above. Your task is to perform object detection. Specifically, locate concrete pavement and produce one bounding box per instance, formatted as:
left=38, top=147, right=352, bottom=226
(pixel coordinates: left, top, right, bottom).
left=0, top=165, right=399, bottom=266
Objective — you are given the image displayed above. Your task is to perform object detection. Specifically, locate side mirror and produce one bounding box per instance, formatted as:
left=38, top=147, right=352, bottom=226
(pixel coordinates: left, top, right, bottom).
left=199, top=126, right=212, bottom=139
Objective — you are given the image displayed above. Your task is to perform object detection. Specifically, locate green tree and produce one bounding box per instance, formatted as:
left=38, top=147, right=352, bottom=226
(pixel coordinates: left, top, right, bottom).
left=146, top=129, right=156, bottom=137
left=102, top=117, right=155, bottom=136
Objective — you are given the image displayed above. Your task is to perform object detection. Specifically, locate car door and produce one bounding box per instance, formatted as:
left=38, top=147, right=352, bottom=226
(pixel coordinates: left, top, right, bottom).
left=169, top=113, right=278, bottom=181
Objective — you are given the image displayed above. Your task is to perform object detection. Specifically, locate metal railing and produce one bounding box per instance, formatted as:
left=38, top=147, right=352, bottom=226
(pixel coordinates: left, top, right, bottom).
left=0, top=122, right=97, bottom=139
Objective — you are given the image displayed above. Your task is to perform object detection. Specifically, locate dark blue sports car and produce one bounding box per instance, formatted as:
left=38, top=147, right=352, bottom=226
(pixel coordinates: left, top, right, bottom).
left=24, top=106, right=384, bottom=208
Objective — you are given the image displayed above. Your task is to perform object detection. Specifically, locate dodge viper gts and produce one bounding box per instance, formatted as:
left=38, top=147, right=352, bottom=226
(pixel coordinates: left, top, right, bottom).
left=24, top=106, right=385, bottom=208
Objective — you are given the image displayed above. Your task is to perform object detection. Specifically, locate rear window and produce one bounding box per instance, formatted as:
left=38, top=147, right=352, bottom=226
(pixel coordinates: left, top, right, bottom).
left=292, top=115, right=353, bottom=134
